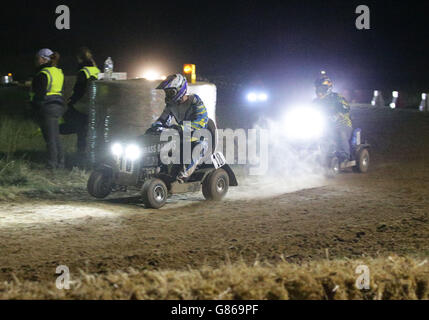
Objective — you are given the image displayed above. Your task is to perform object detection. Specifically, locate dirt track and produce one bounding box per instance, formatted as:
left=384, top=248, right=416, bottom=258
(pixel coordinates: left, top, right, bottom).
left=0, top=105, right=428, bottom=282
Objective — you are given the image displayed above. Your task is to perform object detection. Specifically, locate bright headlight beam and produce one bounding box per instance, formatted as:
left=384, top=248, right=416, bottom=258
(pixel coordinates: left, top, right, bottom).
left=283, top=106, right=326, bottom=140
left=247, top=92, right=257, bottom=102
left=258, top=93, right=268, bottom=101
left=125, top=144, right=141, bottom=160
left=247, top=91, right=268, bottom=103
left=111, top=143, right=123, bottom=156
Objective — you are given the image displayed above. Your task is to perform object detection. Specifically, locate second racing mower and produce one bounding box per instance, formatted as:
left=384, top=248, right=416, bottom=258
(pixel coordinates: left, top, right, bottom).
left=282, top=106, right=370, bottom=177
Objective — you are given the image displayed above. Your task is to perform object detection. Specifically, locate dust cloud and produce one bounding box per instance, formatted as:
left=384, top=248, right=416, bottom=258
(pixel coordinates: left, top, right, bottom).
left=228, top=117, right=327, bottom=200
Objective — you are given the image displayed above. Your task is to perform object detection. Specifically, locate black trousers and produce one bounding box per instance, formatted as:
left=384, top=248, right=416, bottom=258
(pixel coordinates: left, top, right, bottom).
left=38, top=101, right=66, bottom=169
left=60, top=106, right=88, bottom=153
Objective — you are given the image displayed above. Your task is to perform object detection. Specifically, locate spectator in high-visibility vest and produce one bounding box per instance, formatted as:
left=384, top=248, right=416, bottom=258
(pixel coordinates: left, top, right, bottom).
left=31, top=48, right=66, bottom=169
left=60, top=47, right=100, bottom=155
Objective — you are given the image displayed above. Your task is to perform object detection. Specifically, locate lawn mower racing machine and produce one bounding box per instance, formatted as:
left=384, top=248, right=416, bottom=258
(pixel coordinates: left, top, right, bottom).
left=87, top=118, right=238, bottom=209
left=282, top=105, right=370, bottom=177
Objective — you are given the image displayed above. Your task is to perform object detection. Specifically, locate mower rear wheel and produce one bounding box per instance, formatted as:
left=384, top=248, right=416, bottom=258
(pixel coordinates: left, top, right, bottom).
left=202, top=168, right=229, bottom=200
left=353, top=148, right=370, bottom=173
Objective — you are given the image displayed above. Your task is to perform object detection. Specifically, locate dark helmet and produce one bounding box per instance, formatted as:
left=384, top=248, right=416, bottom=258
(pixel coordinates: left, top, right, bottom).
left=314, top=71, right=333, bottom=98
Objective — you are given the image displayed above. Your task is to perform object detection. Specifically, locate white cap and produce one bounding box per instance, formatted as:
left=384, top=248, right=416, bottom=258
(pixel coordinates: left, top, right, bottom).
left=36, top=48, right=54, bottom=60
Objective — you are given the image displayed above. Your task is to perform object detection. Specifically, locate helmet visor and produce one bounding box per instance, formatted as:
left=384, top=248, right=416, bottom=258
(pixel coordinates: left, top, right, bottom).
left=164, top=88, right=178, bottom=102
left=316, top=85, right=330, bottom=97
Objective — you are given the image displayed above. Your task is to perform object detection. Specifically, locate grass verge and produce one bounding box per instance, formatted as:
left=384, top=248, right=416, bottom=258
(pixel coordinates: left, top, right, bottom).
left=0, top=159, right=88, bottom=201
left=0, top=255, right=427, bottom=299
left=0, top=116, right=87, bottom=200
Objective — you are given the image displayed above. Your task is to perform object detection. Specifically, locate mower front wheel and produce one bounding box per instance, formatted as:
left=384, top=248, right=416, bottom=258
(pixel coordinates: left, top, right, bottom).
left=87, top=170, right=113, bottom=198
left=326, top=156, right=340, bottom=178
left=141, top=178, right=168, bottom=209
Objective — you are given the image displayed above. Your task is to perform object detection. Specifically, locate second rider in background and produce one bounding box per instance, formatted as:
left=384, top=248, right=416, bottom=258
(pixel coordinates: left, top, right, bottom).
left=313, top=72, right=353, bottom=160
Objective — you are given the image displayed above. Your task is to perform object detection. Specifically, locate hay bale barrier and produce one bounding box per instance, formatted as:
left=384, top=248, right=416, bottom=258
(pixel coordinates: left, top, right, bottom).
left=0, top=256, right=427, bottom=300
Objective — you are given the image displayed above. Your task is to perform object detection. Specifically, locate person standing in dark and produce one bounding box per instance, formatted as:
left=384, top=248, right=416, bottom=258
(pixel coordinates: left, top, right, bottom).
left=31, top=49, right=66, bottom=169
left=60, top=47, right=100, bottom=156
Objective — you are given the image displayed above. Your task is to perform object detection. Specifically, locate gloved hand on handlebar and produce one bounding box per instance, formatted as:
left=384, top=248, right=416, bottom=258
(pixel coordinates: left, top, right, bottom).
left=145, top=121, right=184, bottom=135
left=169, top=124, right=183, bottom=133
left=145, top=125, right=164, bottom=134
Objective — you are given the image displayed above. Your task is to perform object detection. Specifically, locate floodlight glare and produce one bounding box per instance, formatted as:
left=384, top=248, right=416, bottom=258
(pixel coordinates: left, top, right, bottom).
left=141, top=70, right=164, bottom=81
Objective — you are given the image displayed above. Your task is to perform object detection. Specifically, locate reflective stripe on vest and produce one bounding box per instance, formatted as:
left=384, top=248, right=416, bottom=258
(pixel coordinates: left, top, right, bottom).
left=80, top=66, right=100, bottom=80
left=39, top=67, right=64, bottom=96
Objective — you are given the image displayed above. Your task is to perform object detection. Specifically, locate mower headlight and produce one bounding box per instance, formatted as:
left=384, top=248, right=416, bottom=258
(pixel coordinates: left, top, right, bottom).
left=283, top=106, right=326, bottom=140
left=111, top=143, right=123, bottom=156
left=247, top=92, right=258, bottom=102
left=246, top=91, right=268, bottom=103
left=125, top=144, right=141, bottom=161
left=258, top=92, right=268, bottom=101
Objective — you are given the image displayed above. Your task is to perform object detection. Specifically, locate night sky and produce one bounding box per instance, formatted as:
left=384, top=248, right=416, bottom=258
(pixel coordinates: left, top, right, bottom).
left=1, top=0, right=429, bottom=91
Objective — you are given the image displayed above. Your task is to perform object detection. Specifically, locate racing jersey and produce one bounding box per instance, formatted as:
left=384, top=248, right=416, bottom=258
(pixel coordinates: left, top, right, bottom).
left=153, top=94, right=209, bottom=132
left=313, top=92, right=352, bottom=128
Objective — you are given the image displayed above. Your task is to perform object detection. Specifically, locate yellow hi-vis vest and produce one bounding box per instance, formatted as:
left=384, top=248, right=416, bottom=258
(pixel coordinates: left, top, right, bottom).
left=80, top=66, right=100, bottom=80
left=39, top=67, right=64, bottom=96
left=73, top=66, right=100, bottom=114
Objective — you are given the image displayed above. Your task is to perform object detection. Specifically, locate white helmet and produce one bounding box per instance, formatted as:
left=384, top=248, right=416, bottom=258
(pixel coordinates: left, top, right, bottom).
left=156, top=74, right=188, bottom=103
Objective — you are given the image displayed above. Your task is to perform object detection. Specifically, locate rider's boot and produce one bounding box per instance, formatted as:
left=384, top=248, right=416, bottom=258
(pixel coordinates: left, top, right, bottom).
left=176, top=162, right=198, bottom=184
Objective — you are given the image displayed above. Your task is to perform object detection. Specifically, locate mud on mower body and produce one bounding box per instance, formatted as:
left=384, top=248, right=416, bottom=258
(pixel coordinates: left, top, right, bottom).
left=87, top=122, right=238, bottom=209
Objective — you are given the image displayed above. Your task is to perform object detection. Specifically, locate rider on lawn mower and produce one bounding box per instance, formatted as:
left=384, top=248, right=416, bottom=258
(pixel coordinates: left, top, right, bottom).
left=148, top=74, right=209, bottom=183
left=313, top=72, right=353, bottom=161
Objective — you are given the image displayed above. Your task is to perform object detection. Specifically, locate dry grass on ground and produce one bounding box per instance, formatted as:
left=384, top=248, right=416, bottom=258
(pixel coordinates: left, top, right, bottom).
left=1, top=255, right=427, bottom=300
left=0, top=159, right=88, bottom=201
left=0, top=116, right=87, bottom=200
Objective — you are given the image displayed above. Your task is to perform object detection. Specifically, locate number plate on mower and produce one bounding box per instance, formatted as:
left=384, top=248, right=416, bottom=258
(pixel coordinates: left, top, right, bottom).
left=211, top=152, right=226, bottom=169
